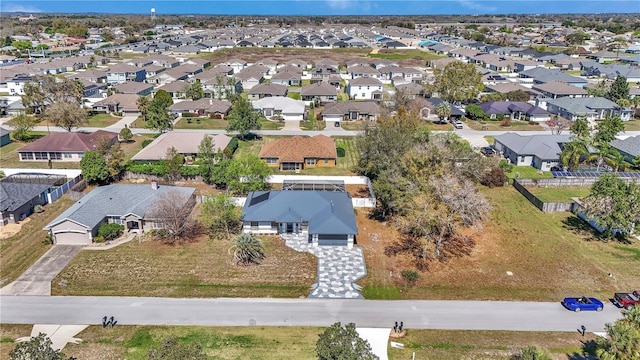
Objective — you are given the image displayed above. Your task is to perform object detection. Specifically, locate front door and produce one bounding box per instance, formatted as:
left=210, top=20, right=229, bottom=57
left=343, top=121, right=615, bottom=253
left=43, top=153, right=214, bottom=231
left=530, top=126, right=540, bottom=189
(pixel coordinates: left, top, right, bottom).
left=286, top=223, right=294, bottom=233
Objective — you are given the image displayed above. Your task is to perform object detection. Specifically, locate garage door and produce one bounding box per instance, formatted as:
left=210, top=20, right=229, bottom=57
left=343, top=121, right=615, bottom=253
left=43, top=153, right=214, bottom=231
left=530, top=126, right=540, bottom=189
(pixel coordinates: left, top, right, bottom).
left=54, top=231, right=90, bottom=245
left=317, top=234, right=348, bottom=246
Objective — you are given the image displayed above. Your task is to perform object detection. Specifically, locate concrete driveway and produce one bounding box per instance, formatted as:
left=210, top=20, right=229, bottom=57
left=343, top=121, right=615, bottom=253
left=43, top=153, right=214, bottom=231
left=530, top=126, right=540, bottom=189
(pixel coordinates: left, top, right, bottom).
left=0, top=245, right=82, bottom=296
left=283, top=120, right=300, bottom=130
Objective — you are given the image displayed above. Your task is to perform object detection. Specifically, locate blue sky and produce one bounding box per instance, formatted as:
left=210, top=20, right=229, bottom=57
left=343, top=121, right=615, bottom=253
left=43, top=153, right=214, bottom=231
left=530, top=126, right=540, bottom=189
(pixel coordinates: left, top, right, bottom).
left=2, top=1, right=639, bottom=15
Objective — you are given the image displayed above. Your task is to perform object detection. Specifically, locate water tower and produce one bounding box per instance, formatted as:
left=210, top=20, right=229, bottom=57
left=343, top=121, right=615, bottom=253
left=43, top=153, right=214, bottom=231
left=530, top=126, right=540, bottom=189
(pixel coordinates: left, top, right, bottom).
left=151, top=8, right=156, bottom=21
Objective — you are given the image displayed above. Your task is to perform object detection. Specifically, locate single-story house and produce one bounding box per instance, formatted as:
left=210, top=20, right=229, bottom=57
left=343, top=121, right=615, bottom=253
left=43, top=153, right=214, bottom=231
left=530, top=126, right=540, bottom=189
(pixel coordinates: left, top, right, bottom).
left=545, top=97, right=633, bottom=122
left=610, top=136, right=640, bottom=164
left=168, top=98, right=231, bottom=118
left=300, top=83, right=338, bottom=104
left=493, top=133, right=571, bottom=170
left=242, top=190, right=358, bottom=247
left=0, top=126, right=11, bottom=147
left=92, top=94, right=141, bottom=115
left=131, top=132, right=232, bottom=161
left=44, top=183, right=196, bottom=244
left=1, top=182, right=51, bottom=225
left=113, top=82, right=154, bottom=96
left=321, top=101, right=381, bottom=125
left=479, top=101, right=551, bottom=122
left=247, top=83, right=288, bottom=100
left=251, top=97, right=306, bottom=121
left=18, top=130, right=118, bottom=162
left=259, top=135, right=337, bottom=171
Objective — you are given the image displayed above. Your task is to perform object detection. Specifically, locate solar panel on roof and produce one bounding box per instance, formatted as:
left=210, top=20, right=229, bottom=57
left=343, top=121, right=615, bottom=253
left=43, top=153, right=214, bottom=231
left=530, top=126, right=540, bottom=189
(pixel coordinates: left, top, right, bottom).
left=249, top=192, right=270, bottom=206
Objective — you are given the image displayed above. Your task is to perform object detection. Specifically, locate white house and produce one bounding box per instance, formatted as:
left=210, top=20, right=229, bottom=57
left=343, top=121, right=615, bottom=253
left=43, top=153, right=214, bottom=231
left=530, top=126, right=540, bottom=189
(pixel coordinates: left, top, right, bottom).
left=347, top=77, right=384, bottom=100
left=252, top=97, right=306, bottom=121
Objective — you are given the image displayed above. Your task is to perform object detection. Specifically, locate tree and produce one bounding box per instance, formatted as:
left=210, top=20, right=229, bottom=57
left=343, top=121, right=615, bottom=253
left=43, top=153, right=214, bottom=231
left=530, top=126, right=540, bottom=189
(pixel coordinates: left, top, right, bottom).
left=435, top=101, right=452, bottom=121
left=230, top=233, right=265, bottom=265
left=512, top=345, right=552, bottom=360
left=596, top=321, right=640, bottom=360
left=201, top=194, right=242, bottom=240
left=430, top=61, right=484, bottom=104
left=22, top=76, right=84, bottom=115
left=594, top=116, right=625, bottom=145
left=136, top=95, right=151, bottom=121
left=569, top=115, right=591, bottom=141
left=146, top=189, right=198, bottom=244
left=316, top=322, right=378, bottom=360
left=119, top=125, right=133, bottom=142
left=7, top=114, right=38, bottom=141
left=505, top=90, right=531, bottom=102
left=225, top=155, right=271, bottom=194
left=146, top=91, right=174, bottom=133
left=565, top=31, right=589, bottom=45
left=464, top=103, right=485, bottom=121
left=46, top=102, right=87, bottom=131
left=198, top=135, right=218, bottom=184
left=152, top=90, right=174, bottom=110
left=164, top=147, right=184, bottom=182
left=582, top=174, right=640, bottom=239
left=105, top=142, right=125, bottom=180
left=183, top=81, right=204, bottom=101
left=607, top=76, right=630, bottom=103
left=147, top=337, right=207, bottom=360
left=9, top=333, right=70, bottom=360
left=587, top=79, right=609, bottom=98
left=226, top=96, right=262, bottom=140
left=79, top=151, right=108, bottom=184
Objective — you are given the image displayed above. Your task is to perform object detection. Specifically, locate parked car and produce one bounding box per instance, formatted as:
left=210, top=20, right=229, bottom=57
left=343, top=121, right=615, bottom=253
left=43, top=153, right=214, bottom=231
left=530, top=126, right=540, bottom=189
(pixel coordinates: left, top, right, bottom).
left=562, top=296, right=604, bottom=312
left=613, top=290, right=640, bottom=310
left=480, top=147, right=496, bottom=157
left=454, top=121, right=464, bottom=129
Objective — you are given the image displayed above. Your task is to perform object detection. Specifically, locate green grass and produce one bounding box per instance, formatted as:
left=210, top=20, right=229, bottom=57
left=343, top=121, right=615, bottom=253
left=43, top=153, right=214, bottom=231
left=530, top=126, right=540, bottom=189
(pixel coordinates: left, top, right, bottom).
left=484, top=136, right=495, bottom=145
left=175, top=117, right=228, bottom=130
left=288, top=92, right=301, bottom=100
left=507, top=166, right=553, bottom=181
left=259, top=119, right=284, bottom=130
left=467, top=120, right=544, bottom=131
left=0, top=136, right=80, bottom=169
left=339, top=121, right=366, bottom=131
left=624, top=119, right=640, bottom=131
left=334, top=137, right=358, bottom=172
left=367, top=49, right=445, bottom=62
left=128, top=116, right=146, bottom=129
left=526, top=186, right=591, bottom=203
left=300, top=113, right=326, bottom=131
left=86, top=113, right=120, bottom=127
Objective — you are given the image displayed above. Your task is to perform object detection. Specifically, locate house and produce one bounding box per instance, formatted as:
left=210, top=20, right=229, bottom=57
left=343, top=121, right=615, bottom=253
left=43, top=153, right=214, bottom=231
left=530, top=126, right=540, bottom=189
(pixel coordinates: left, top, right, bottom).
left=479, top=101, right=551, bottom=122
left=347, top=77, right=383, bottom=100
left=18, top=130, right=118, bottom=162
left=493, top=133, right=571, bottom=170
left=234, top=70, right=263, bottom=90
left=241, top=190, right=358, bottom=247
left=610, top=136, right=640, bottom=164
left=92, top=94, right=141, bottom=115
left=518, top=68, right=587, bottom=88
left=300, top=83, right=338, bottom=104
left=531, top=81, right=589, bottom=99
left=44, top=184, right=196, bottom=244
left=131, top=132, right=232, bottom=161
left=321, top=101, right=381, bottom=125
left=252, top=97, right=306, bottom=121
left=270, top=70, right=302, bottom=86
left=0, top=127, right=11, bottom=147
left=545, top=97, right=633, bottom=122
left=105, top=64, right=146, bottom=84
left=247, top=83, right=288, bottom=100
left=1, top=182, right=51, bottom=226
left=259, top=135, right=337, bottom=171
left=168, top=98, right=231, bottom=118
left=113, top=82, right=154, bottom=96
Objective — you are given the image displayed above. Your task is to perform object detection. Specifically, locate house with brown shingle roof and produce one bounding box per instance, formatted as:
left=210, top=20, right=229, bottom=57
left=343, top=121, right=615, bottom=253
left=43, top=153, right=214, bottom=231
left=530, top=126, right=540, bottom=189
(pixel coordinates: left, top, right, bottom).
left=169, top=98, right=232, bottom=118
left=300, top=83, right=338, bottom=104
left=131, top=132, right=232, bottom=161
left=18, top=130, right=118, bottom=162
left=92, top=94, right=140, bottom=115
left=259, top=135, right=337, bottom=171
left=247, top=83, right=288, bottom=100
left=113, top=82, right=154, bottom=96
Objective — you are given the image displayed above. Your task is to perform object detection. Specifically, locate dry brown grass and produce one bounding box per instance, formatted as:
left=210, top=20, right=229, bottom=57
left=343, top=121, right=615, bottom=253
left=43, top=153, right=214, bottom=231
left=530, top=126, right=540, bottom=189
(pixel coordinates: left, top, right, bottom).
left=357, top=186, right=640, bottom=301
left=0, top=196, right=75, bottom=286
left=51, top=234, right=317, bottom=298
left=0, top=324, right=34, bottom=359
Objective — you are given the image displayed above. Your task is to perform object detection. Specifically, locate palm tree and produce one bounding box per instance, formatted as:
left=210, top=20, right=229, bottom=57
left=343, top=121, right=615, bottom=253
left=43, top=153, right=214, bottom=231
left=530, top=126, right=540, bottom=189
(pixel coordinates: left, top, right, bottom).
left=136, top=95, right=150, bottom=121
left=603, top=148, right=627, bottom=172
left=435, top=101, right=451, bottom=122
left=512, top=345, right=552, bottom=360
left=229, top=234, right=265, bottom=266
left=596, top=321, right=640, bottom=360
left=559, top=141, right=587, bottom=171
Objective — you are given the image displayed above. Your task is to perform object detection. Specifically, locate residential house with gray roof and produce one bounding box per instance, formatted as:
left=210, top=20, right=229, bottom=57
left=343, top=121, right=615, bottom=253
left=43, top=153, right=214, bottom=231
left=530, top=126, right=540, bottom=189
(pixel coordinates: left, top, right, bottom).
left=44, top=184, right=196, bottom=244
left=300, top=83, right=338, bottom=104
left=545, top=97, right=632, bottom=122
left=242, top=190, right=358, bottom=248
left=252, top=97, right=306, bottom=121
left=479, top=101, right=551, bottom=122
left=610, top=136, right=640, bottom=164
left=1, top=182, right=50, bottom=226
left=321, top=101, right=381, bottom=125
left=493, top=133, right=571, bottom=170
left=247, top=83, right=288, bottom=100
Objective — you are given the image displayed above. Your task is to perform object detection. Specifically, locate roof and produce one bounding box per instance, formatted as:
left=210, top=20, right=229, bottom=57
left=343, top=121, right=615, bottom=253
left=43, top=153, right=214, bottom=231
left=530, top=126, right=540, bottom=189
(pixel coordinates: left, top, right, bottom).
left=93, top=94, right=140, bottom=112
left=479, top=101, right=549, bottom=116
left=113, top=82, right=153, bottom=94
left=132, top=132, right=232, bottom=161
left=349, top=77, right=382, bottom=86
left=0, top=127, right=9, bottom=137
left=546, top=97, right=620, bottom=115
left=44, top=184, right=196, bottom=231
left=532, top=81, right=588, bottom=96
left=248, top=83, right=288, bottom=96
left=322, top=101, right=381, bottom=116
left=494, top=133, right=571, bottom=160
left=19, top=130, right=118, bottom=152
left=252, top=97, right=305, bottom=114
left=169, top=98, right=231, bottom=114
left=242, top=191, right=358, bottom=235
left=0, top=182, right=51, bottom=212
left=300, top=83, right=337, bottom=96
left=611, top=136, right=640, bottom=157
left=259, top=135, right=336, bottom=162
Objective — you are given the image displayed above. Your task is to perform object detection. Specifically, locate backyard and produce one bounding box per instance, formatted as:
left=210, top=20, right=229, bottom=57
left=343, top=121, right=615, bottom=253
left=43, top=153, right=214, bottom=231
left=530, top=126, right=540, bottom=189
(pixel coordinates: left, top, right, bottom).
left=526, top=185, right=592, bottom=203
left=0, top=134, right=80, bottom=169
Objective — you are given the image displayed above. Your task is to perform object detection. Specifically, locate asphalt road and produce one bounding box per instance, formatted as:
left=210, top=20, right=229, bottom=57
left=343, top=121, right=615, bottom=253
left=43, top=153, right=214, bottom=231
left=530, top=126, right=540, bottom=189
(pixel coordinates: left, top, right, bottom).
left=0, top=296, right=624, bottom=332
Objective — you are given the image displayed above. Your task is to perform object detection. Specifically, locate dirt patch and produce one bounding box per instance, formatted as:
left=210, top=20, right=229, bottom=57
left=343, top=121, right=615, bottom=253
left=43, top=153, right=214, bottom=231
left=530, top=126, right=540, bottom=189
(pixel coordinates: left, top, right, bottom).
left=0, top=221, right=25, bottom=240
left=345, top=184, right=371, bottom=198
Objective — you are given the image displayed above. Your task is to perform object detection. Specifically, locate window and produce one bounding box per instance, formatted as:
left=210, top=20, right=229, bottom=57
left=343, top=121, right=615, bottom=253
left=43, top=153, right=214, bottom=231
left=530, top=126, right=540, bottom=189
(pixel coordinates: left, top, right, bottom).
left=21, top=152, right=34, bottom=160
left=306, top=158, right=315, bottom=165
left=265, top=158, right=277, bottom=164
left=63, top=153, right=72, bottom=159
left=49, top=152, right=62, bottom=160
left=151, top=221, right=163, bottom=229
left=77, top=152, right=84, bottom=159
left=34, top=152, right=47, bottom=160
left=324, top=158, right=329, bottom=164
left=361, top=93, right=365, bottom=98
left=250, top=221, right=259, bottom=228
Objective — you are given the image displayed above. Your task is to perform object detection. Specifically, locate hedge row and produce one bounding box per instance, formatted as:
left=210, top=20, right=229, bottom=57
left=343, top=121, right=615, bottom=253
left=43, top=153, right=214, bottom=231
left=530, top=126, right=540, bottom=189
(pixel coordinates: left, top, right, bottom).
left=223, top=138, right=239, bottom=158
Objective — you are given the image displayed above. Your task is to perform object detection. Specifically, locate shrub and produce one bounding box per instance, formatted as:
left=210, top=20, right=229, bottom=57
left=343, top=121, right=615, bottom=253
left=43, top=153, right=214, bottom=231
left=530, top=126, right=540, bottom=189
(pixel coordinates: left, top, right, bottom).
left=182, top=112, right=196, bottom=118
left=223, top=137, right=239, bottom=158
left=93, top=235, right=105, bottom=243
left=401, top=269, right=420, bottom=284
left=336, top=146, right=346, bottom=157
left=179, top=165, right=200, bottom=177
left=498, top=159, right=514, bottom=173
left=126, top=162, right=167, bottom=176
left=98, top=222, right=124, bottom=241
left=141, top=139, right=153, bottom=148
left=501, top=117, right=512, bottom=127
left=33, top=204, right=45, bottom=213
left=42, top=233, right=54, bottom=245
left=481, top=167, right=507, bottom=188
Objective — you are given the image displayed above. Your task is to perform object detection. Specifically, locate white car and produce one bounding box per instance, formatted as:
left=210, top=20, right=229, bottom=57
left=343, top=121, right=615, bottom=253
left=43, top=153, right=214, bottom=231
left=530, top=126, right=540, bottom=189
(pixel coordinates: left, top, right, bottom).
left=454, top=121, right=464, bottom=129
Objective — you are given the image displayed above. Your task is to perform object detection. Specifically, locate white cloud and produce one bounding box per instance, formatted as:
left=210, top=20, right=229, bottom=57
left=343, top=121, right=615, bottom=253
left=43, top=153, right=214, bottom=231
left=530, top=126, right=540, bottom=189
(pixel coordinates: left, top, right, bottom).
left=457, top=0, right=497, bottom=13
left=1, top=3, right=43, bottom=13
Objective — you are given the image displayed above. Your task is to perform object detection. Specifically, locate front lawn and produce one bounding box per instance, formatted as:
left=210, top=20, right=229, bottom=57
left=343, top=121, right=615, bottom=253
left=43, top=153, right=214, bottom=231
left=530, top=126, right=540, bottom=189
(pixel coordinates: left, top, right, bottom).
left=624, top=118, right=640, bottom=131
left=335, top=137, right=359, bottom=172
left=367, top=49, right=445, bottom=62
left=175, top=117, right=228, bottom=130
left=466, top=120, right=545, bottom=131
left=357, top=186, right=640, bottom=301
left=86, top=113, right=121, bottom=128
left=339, top=121, right=366, bottom=131
left=260, top=118, right=284, bottom=130
left=52, top=235, right=316, bottom=298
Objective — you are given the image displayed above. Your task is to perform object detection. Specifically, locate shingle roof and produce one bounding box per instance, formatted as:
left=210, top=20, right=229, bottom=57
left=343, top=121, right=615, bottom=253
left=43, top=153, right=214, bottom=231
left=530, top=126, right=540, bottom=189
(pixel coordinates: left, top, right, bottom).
left=494, top=133, right=571, bottom=160
left=546, top=97, right=619, bottom=115
left=532, top=81, right=588, bottom=96
left=349, top=77, right=382, bottom=85
left=248, top=83, right=288, bottom=96
left=19, top=130, right=118, bottom=152
left=252, top=97, right=305, bottom=114
left=0, top=182, right=51, bottom=212
left=322, top=101, right=380, bottom=116
left=259, top=135, right=336, bottom=162
left=0, top=127, right=10, bottom=137
left=611, top=136, right=640, bottom=157
left=300, top=83, right=337, bottom=96
left=131, top=132, right=232, bottom=161
left=44, top=184, right=195, bottom=231
left=242, top=191, right=358, bottom=235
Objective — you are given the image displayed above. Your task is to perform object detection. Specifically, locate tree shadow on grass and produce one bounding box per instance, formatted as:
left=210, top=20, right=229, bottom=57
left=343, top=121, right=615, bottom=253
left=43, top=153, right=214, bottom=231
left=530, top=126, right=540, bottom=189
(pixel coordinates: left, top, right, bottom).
left=567, top=339, right=598, bottom=360
left=561, top=215, right=632, bottom=244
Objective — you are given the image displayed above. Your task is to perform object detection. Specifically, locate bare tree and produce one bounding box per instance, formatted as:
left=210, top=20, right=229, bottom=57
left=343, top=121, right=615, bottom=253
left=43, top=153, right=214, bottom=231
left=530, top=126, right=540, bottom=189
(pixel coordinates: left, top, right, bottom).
left=46, top=101, right=87, bottom=131
left=147, top=190, right=198, bottom=244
